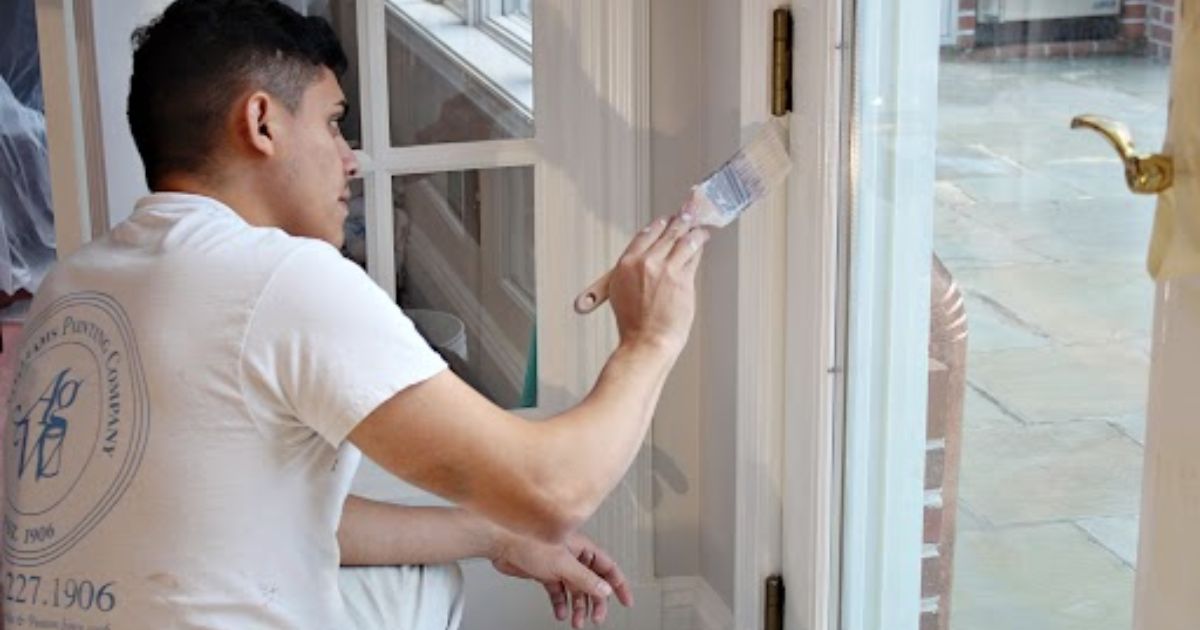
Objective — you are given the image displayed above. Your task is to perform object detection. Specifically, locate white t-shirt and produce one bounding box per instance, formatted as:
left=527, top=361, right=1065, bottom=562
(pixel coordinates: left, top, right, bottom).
left=3, top=193, right=446, bottom=629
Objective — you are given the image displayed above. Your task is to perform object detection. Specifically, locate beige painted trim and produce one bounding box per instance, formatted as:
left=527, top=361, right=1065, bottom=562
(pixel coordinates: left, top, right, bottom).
left=1135, top=10, right=1200, bottom=627
left=357, top=0, right=399, bottom=298
left=781, top=0, right=847, bottom=628
left=661, top=576, right=735, bottom=630
left=35, top=0, right=96, bottom=257
left=1136, top=281, right=1200, bottom=630
left=734, top=1, right=847, bottom=629
left=732, top=0, right=787, bottom=626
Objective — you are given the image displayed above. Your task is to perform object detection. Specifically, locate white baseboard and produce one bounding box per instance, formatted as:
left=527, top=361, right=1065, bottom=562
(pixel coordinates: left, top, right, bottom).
left=658, top=576, right=734, bottom=630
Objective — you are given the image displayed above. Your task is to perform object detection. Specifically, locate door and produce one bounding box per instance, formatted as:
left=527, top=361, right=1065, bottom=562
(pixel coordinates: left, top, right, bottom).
left=782, top=1, right=1199, bottom=630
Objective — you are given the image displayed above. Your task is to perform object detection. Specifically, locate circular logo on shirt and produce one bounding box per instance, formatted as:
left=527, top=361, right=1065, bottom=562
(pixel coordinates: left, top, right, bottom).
left=5, top=292, right=150, bottom=567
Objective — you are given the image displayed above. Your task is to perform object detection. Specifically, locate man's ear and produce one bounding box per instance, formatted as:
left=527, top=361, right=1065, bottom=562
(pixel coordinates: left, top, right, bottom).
left=243, top=91, right=279, bottom=157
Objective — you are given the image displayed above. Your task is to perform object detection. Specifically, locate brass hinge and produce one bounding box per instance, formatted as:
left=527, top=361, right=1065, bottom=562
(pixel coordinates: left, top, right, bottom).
left=765, top=574, right=785, bottom=630
left=772, top=9, right=793, bottom=116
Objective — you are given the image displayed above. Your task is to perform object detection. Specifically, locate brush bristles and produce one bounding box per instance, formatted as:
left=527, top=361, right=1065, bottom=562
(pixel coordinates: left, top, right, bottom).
left=692, top=120, right=792, bottom=227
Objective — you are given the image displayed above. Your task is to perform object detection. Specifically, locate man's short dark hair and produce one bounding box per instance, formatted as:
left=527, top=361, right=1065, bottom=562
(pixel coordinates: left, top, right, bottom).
left=128, top=0, right=348, bottom=188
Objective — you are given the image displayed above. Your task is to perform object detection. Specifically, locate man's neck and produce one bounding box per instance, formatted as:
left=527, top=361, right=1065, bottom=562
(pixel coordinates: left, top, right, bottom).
left=154, top=172, right=273, bottom=229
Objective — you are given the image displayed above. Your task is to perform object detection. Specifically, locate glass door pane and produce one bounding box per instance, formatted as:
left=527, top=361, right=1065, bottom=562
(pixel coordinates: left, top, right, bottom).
left=843, top=1, right=1173, bottom=628
left=392, top=167, right=536, bottom=408
left=324, top=0, right=364, bottom=147
left=937, top=43, right=1166, bottom=630
left=337, top=0, right=539, bottom=410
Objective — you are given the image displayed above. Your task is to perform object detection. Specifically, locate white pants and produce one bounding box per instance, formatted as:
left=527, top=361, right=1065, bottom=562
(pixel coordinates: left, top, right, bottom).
left=339, top=563, right=465, bottom=630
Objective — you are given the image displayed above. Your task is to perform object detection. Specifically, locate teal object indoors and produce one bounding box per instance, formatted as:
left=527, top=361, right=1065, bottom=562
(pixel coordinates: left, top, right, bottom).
left=520, top=324, right=537, bottom=408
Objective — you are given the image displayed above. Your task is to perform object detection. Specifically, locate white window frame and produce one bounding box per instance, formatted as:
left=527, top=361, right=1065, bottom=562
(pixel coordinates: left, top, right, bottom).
left=478, top=0, right=532, bottom=63
left=385, top=1, right=532, bottom=126
left=412, top=0, right=532, bottom=63
left=357, top=0, right=657, bottom=596
left=33, top=0, right=110, bottom=257
left=438, top=0, right=468, bottom=20
left=776, top=0, right=847, bottom=626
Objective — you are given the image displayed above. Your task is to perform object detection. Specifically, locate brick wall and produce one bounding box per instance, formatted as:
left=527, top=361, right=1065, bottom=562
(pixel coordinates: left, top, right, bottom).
left=949, top=0, right=1176, bottom=60
left=1146, top=0, right=1177, bottom=59
left=955, top=0, right=978, bottom=50
left=921, top=256, right=968, bottom=630
left=1122, top=0, right=1149, bottom=41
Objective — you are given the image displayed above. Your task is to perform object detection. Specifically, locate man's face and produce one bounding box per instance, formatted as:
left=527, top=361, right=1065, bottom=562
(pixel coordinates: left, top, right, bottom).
left=275, top=68, right=359, bottom=247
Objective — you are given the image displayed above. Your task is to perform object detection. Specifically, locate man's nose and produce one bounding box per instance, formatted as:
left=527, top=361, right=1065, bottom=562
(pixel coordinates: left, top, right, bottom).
left=342, top=138, right=360, bottom=178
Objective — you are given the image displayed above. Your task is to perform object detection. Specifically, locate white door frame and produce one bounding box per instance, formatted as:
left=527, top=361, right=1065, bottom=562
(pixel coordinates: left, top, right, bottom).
left=744, top=3, right=1200, bottom=630
left=731, top=2, right=786, bottom=628
left=734, top=0, right=848, bottom=627
left=34, top=0, right=109, bottom=257
left=775, top=0, right=940, bottom=627
left=790, top=4, right=1199, bottom=630
left=778, top=0, right=848, bottom=627
left=731, top=0, right=848, bottom=628
left=940, top=0, right=958, bottom=47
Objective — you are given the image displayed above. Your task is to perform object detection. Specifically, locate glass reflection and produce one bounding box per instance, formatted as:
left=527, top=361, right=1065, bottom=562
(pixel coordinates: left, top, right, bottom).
left=392, top=167, right=536, bottom=408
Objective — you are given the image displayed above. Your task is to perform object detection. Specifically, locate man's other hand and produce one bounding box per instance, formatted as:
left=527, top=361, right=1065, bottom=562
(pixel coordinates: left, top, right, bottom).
left=490, top=530, right=633, bottom=628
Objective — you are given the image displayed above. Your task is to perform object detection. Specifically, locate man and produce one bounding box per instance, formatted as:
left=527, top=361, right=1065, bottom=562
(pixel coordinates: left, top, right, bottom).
left=2, top=1, right=710, bottom=629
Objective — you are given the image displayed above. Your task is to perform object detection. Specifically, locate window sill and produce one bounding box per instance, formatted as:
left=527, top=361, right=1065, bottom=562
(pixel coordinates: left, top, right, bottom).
left=385, top=1, right=533, bottom=121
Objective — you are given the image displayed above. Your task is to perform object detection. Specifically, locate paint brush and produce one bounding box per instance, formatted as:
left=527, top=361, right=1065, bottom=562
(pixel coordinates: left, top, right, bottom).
left=574, top=119, right=792, bottom=315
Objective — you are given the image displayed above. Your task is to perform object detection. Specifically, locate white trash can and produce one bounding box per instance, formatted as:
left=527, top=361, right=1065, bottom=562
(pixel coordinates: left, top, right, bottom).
left=406, top=309, right=468, bottom=369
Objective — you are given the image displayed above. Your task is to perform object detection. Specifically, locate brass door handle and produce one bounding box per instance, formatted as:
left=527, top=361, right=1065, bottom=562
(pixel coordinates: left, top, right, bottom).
left=1070, top=114, right=1173, bottom=194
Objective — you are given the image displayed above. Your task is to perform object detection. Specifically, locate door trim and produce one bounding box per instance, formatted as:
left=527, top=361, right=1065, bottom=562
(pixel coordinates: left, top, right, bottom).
left=35, top=0, right=109, bottom=257
left=732, top=1, right=786, bottom=627
left=661, top=576, right=735, bottom=630
left=779, top=0, right=849, bottom=629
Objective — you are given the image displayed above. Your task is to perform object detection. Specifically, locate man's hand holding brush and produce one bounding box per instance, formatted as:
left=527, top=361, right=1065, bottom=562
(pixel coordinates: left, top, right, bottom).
left=576, top=120, right=790, bottom=317
left=605, top=207, right=711, bottom=357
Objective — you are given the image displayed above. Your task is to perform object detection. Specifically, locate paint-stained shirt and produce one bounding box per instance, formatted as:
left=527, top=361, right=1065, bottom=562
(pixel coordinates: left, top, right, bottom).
left=2, top=192, right=445, bottom=629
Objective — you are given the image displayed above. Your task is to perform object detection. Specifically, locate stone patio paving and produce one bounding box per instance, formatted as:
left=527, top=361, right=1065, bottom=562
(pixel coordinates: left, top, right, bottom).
left=935, top=55, right=1171, bottom=630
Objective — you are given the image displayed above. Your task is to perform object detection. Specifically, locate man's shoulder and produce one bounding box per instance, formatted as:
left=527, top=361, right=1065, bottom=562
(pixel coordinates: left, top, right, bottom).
left=266, top=238, right=374, bottom=294
left=120, top=192, right=330, bottom=259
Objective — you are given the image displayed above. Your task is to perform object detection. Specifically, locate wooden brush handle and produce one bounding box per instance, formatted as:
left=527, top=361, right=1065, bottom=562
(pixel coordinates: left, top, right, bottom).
left=575, top=200, right=701, bottom=315
left=574, top=269, right=614, bottom=315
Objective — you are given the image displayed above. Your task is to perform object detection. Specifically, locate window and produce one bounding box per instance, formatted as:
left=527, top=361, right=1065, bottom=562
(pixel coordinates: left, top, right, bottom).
left=414, top=0, right=533, bottom=63
left=480, top=0, right=532, bottom=62
left=328, top=0, right=537, bottom=408
left=386, top=0, right=533, bottom=145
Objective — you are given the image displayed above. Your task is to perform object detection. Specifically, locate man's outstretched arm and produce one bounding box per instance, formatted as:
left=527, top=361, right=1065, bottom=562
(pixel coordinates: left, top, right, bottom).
left=347, top=215, right=710, bottom=544
left=337, top=495, right=633, bottom=627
